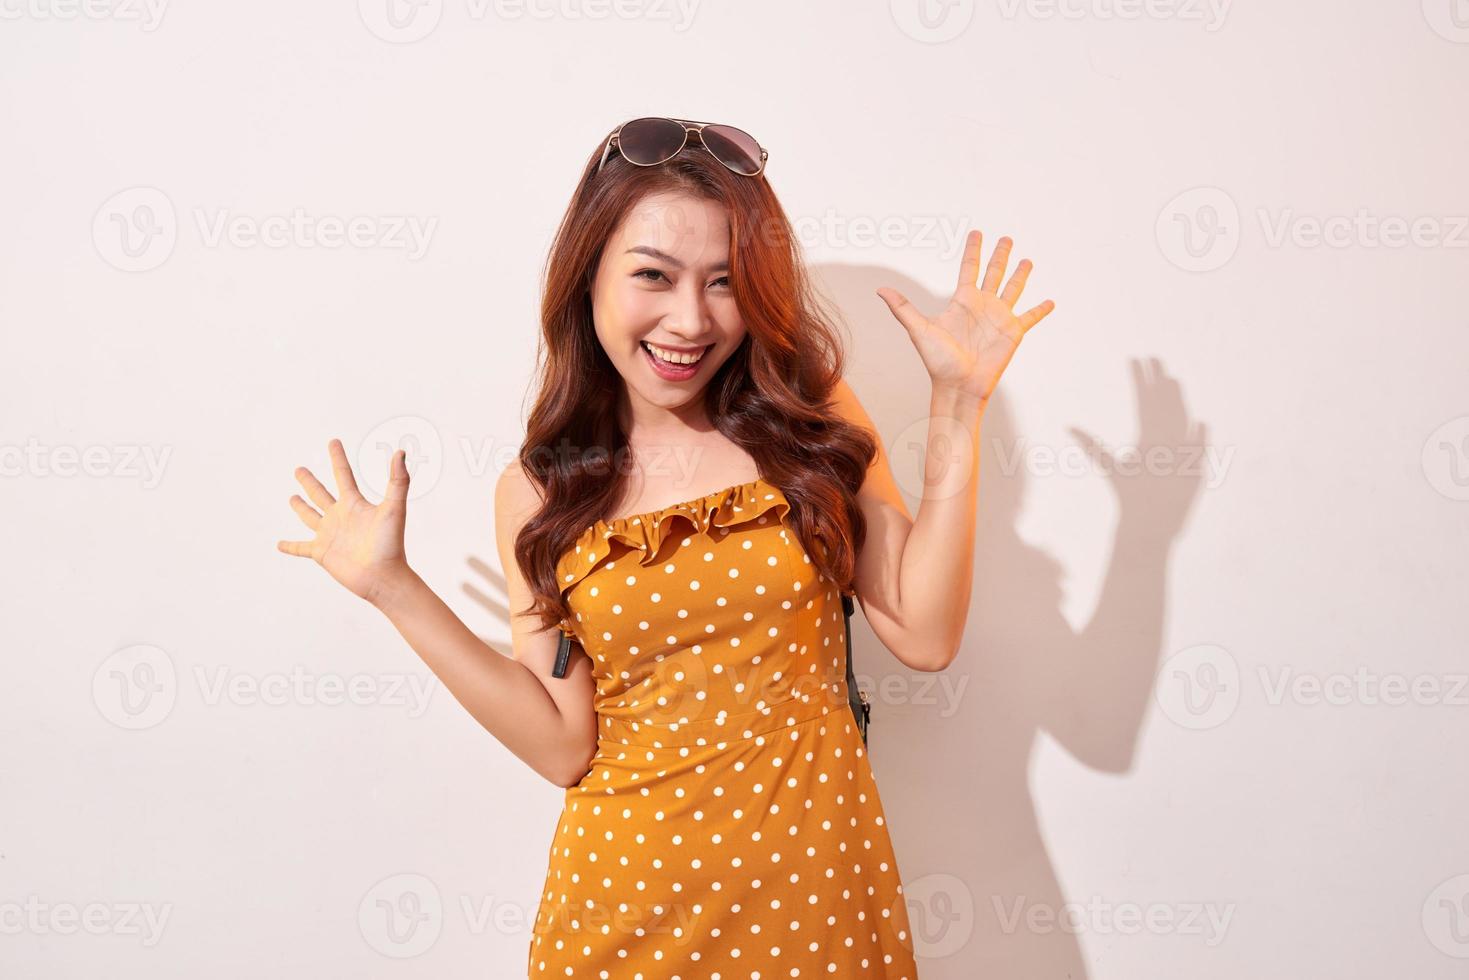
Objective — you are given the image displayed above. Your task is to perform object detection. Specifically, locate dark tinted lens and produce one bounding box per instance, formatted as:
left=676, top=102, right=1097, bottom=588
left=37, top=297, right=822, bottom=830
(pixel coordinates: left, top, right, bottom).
left=617, top=117, right=687, bottom=166
left=701, top=124, right=763, bottom=175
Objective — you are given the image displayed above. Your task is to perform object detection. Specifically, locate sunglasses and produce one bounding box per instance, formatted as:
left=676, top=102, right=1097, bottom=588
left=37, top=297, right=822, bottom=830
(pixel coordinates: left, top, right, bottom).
left=596, top=116, right=768, bottom=178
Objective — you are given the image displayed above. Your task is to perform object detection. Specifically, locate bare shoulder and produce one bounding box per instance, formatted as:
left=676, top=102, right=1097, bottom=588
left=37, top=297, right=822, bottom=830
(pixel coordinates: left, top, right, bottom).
left=494, top=461, right=600, bottom=724
left=493, top=460, right=558, bottom=647
left=828, top=376, right=910, bottom=519
left=495, top=459, right=544, bottom=527
left=829, top=376, right=876, bottom=431
left=494, top=461, right=550, bottom=577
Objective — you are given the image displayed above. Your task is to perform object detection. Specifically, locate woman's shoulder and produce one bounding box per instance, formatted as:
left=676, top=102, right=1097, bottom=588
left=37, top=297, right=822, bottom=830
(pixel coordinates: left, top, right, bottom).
left=828, top=376, right=877, bottom=434
left=495, top=461, right=546, bottom=537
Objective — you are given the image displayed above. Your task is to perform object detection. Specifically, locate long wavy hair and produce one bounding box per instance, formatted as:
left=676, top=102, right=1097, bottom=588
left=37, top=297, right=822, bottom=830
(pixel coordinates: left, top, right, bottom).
left=516, top=125, right=877, bottom=635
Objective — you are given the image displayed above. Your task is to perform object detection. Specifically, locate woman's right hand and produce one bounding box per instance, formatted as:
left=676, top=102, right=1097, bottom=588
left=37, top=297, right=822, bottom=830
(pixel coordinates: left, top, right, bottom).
left=277, top=438, right=413, bottom=606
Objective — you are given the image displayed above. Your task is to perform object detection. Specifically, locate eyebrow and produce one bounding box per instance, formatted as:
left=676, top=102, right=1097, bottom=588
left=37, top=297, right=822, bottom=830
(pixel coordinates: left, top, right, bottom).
left=625, top=245, right=729, bottom=273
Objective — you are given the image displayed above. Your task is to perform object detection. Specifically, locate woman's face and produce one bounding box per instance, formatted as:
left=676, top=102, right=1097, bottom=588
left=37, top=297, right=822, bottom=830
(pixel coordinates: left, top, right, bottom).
left=590, top=191, right=746, bottom=421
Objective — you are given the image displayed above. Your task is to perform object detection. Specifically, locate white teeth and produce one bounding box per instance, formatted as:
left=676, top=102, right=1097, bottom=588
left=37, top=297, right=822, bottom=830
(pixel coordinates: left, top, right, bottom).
left=645, top=342, right=706, bottom=366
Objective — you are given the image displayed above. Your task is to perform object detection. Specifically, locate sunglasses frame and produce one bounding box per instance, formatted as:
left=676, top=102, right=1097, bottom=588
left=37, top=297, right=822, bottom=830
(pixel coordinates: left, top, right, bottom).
left=596, top=116, right=769, bottom=178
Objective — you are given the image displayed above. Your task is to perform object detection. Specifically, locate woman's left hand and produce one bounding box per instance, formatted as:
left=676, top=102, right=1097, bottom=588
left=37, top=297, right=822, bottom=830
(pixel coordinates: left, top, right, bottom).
left=876, top=229, right=1055, bottom=403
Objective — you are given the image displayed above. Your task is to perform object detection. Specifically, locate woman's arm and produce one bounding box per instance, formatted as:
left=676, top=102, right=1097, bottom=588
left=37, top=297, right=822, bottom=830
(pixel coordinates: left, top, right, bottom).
left=834, top=379, right=986, bottom=673
left=843, top=230, right=1056, bottom=672
left=370, top=461, right=599, bottom=788
left=279, top=441, right=597, bottom=788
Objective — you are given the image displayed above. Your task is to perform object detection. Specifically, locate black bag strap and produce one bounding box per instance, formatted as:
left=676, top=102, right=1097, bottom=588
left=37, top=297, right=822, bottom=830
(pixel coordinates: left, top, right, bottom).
left=553, top=626, right=572, bottom=678
left=842, top=592, right=870, bottom=746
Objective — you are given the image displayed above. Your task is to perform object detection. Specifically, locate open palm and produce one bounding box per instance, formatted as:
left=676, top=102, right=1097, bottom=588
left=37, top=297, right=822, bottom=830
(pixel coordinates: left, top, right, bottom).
left=877, top=229, right=1055, bottom=402
left=277, top=438, right=411, bottom=604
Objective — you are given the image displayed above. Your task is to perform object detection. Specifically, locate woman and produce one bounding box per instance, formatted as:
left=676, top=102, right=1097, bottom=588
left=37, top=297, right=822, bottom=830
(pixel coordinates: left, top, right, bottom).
left=278, top=116, right=1054, bottom=976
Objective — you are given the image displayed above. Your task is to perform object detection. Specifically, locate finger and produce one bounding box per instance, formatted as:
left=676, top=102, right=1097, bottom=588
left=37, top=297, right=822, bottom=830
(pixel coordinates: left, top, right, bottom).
left=276, top=539, right=313, bottom=558
left=383, top=449, right=411, bottom=506
left=981, top=236, right=1013, bottom=294
left=1017, top=298, right=1055, bottom=333
left=1068, top=426, right=1114, bottom=468
left=999, top=258, right=1033, bottom=308
left=295, top=465, right=336, bottom=511
left=328, top=438, right=362, bottom=500
left=875, top=287, right=927, bottom=336
left=955, top=229, right=983, bottom=291
left=289, top=494, right=322, bottom=530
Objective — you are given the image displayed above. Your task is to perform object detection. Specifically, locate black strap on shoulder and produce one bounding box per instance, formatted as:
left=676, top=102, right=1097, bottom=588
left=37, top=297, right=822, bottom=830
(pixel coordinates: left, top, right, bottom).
left=553, top=629, right=573, bottom=678
left=842, top=592, right=870, bottom=745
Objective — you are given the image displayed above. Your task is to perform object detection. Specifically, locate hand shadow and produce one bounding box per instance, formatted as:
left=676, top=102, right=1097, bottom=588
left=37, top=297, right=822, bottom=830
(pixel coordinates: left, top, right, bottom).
left=813, top=261, right=1207, bottom=977
left=462, top=557, right=511, bottom=648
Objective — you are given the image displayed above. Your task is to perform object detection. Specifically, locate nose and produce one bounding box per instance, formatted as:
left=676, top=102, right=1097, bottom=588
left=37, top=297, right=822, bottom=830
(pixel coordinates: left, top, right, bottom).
left=661, top=278, right=715, bottom=343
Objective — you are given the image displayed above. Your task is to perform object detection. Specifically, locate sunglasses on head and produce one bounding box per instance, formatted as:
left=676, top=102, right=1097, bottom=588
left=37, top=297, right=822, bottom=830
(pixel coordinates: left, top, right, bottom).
left=596, top=116, right=768, bottom=178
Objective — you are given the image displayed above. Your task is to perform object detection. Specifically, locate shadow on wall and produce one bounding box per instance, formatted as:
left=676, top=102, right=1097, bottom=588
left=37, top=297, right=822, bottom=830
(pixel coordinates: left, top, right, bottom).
left=812, top=259, right=1207, bottom=979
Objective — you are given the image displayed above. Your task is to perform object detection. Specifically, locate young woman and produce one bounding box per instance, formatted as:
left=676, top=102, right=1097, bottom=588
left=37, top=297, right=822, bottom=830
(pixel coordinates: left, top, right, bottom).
left=278, top=116, right=1053, bottom=977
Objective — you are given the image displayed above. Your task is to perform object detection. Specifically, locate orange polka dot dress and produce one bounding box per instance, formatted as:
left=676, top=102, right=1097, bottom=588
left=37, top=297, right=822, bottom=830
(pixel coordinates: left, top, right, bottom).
left=527, top=477, right=919, bottom=978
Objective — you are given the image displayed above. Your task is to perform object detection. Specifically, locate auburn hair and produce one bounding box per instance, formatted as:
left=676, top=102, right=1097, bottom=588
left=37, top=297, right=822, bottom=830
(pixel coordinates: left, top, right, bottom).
left=515, top=128, right=876, bottom=635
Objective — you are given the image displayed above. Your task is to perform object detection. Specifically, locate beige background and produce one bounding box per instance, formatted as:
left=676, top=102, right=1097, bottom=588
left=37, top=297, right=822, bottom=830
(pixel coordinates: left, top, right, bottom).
left=4, top=1, right=1467, bottom=976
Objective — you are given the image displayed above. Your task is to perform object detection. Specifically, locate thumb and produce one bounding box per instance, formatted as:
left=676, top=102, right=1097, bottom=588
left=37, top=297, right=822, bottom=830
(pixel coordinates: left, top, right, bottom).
left=384, top=449, right=411, bottom=506
left=875, top=287, right=927, bottom=336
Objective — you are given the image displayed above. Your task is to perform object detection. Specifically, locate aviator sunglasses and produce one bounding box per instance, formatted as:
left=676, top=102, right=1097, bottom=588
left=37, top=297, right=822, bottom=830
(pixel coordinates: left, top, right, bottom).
left=596, top=116, right=768, bottom=177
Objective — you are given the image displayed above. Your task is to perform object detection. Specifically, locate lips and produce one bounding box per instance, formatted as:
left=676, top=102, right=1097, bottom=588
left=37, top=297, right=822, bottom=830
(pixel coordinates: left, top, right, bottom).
left=642, top=341, right=710, bottom=365
left=641, top=341, right=711, bottom=381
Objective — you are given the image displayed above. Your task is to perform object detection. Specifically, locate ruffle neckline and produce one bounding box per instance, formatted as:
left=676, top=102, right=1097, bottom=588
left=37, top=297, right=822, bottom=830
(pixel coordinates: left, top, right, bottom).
left=555, top=476, right=790, bottom=634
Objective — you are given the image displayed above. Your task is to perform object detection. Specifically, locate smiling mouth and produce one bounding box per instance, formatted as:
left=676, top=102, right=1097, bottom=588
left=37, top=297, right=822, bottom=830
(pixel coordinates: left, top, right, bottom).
left=641, top=341, right=712, bottom=366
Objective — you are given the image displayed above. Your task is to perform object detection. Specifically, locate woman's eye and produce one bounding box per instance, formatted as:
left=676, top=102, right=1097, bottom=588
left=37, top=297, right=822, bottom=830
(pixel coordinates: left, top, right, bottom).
left=634, top=269, right=729, bottom=288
